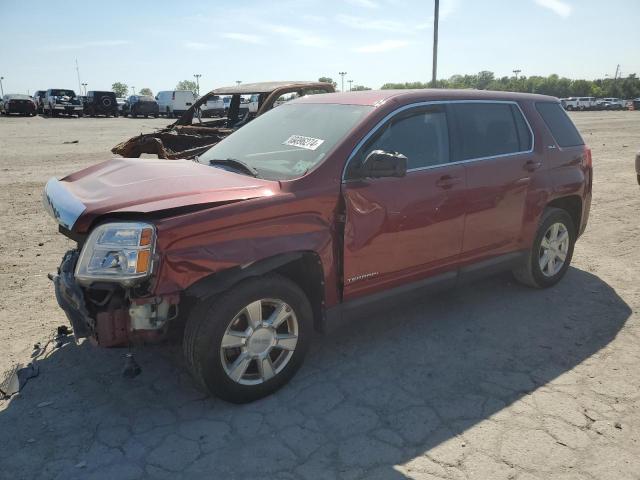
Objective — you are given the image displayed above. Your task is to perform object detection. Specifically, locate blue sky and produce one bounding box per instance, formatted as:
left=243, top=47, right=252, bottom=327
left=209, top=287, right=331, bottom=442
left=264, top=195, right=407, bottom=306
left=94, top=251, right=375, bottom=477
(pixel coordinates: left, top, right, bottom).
left=1, top=0, right=638, bottom=96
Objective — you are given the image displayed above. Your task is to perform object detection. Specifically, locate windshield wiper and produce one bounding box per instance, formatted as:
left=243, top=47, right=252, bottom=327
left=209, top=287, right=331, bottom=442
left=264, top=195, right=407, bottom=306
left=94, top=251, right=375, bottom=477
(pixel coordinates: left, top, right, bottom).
left=208, top=158, right=259, bottom=177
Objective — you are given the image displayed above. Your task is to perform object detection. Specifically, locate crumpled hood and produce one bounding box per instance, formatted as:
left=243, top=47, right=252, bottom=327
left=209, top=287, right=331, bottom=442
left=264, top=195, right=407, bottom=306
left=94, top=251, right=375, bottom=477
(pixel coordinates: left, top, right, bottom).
left=43, top=158, right=279, bottom=232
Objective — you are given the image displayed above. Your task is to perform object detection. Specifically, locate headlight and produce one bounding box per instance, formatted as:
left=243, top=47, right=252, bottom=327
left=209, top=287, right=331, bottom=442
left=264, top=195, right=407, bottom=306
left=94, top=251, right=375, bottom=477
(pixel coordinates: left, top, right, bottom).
left=75, top=222, right=156, bottom=286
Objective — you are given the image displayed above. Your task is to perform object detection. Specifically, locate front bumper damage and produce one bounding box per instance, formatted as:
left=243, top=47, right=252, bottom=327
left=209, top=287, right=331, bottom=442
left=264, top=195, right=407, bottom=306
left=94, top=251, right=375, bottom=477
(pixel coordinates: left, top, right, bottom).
left=50, top=250, right=179, bottom=347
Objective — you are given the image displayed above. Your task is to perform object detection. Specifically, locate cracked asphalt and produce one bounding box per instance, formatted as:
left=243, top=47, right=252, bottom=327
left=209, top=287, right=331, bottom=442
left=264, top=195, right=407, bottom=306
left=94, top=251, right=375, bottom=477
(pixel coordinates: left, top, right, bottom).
left=1, top=112, right=639, bottom=479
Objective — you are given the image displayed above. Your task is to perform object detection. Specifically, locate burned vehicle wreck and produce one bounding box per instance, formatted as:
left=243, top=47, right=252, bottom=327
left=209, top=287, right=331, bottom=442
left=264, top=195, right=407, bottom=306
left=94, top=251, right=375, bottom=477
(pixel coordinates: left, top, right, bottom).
left=111, top=81, right=335, bottom=160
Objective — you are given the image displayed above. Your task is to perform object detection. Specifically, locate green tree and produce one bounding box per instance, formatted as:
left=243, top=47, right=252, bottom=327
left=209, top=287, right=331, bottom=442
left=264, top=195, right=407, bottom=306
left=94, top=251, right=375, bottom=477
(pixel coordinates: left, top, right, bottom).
left=378, top=72, right=640, bottom=99
left=111, top=82, right=128, bottom=97
left=318, top=77, right=337, bottom=88
left=351, top=85, right=372, bottom=91
left=139, top=87, right=153, bottom=96
left=475, top=70, right=495, bottom=90
left=176, top=80, right=198, bottom=94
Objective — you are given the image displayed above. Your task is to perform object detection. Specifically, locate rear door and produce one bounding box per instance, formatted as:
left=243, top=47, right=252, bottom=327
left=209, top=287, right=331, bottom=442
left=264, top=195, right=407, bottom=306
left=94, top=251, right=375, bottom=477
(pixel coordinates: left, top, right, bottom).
left=450, top=102, right=537, bottom=261
left=342, top=104, right=466, bottom=300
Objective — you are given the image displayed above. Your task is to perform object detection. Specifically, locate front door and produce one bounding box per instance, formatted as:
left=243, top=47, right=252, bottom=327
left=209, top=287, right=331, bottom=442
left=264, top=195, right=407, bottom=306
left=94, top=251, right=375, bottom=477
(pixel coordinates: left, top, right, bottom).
left=341, top=105, right=466, bottom=301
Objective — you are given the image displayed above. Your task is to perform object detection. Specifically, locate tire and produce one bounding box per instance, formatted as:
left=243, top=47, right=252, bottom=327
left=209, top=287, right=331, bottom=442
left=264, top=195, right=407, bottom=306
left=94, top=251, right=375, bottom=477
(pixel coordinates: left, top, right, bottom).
left=513, top=207, right=576, bottom=288
left=183, top=274, right=312, bottom=403
left=77, top=113, right=84, bottom=118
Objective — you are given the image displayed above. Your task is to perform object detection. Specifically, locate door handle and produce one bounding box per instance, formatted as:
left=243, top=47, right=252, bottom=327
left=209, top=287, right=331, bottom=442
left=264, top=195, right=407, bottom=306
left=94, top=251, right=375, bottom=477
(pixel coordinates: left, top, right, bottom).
left=523, top=160, right=542, bottom=172
left=435, top=175, right=461, bottom=189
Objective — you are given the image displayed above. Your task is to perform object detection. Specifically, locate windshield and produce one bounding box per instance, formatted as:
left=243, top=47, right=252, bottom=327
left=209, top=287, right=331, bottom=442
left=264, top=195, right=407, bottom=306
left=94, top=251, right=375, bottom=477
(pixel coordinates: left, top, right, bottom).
left=8, top=94, right=32, bottom=100
left=199, top=103, right=373, bottom=180
left=51, top=89, right=75, bottom=97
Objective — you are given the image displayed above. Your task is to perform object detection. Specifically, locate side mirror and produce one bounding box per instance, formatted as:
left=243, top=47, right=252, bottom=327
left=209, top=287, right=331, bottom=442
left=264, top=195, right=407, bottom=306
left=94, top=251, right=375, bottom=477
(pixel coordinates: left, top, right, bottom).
left=360, top=150, right=408, bottom=178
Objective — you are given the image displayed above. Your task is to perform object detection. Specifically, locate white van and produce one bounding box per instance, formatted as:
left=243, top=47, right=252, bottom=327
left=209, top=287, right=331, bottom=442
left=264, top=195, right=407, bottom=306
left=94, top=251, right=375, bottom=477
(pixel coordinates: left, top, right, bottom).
left=155, top=90, right=197, bottom=118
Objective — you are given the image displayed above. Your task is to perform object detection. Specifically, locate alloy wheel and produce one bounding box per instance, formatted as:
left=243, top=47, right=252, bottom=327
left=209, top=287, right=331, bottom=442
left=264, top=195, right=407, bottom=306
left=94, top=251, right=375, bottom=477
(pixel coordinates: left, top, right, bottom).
left=539, top=222, right=569, bottom=277
left=220, top=298, right=298, bottom=385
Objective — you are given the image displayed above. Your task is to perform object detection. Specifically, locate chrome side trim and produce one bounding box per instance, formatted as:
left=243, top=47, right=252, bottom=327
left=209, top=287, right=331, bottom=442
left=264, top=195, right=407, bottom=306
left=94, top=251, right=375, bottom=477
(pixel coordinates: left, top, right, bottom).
left=42, top=178, right=86, bottom=230
left=342, top=99, right=536, bottom=182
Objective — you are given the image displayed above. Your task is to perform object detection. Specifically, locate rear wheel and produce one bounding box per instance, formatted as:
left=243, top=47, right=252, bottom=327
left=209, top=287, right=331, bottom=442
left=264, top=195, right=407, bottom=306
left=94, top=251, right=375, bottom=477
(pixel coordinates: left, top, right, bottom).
left=183, top=274, right=312, bottom=403
left=513, top=208, right=575, bottom=288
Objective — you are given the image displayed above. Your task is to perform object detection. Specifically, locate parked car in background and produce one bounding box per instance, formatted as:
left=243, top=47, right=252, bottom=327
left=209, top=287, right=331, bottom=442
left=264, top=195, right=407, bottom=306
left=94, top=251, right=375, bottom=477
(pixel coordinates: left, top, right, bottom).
left=596, top=97, right=625, bottom=110
left=633, top=98, right=640, bottom=110
left=1, top=94, right=37, bottom=116
left=47, top=89, right=592, bottom=402
left=562, top=97, right=597, bottom=111
left=156, top=90, right=197, bottom=118
left=33, top=90, right=46, bottom=114
left=113, top=81, right=335, bottom=159
left=127, top=95, right=159, bottom=118
left=116, top=97, right=128, bottom=116
left=245, top=94, right=260, bottom=113
left=43, top=89, right=84, bottom=117
left=84, top=91, right=119, bottom=117
left=577, top=97, right=597, bottom=110
left=201, top=96, right=230, bottom=117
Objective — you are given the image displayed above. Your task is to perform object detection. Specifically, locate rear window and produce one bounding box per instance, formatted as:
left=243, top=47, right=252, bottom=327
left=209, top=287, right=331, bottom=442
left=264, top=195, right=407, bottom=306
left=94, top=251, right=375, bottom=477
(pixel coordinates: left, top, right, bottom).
left=535, top=102, right=584, bottom=148
left=451, top=103, right=532, bottom=161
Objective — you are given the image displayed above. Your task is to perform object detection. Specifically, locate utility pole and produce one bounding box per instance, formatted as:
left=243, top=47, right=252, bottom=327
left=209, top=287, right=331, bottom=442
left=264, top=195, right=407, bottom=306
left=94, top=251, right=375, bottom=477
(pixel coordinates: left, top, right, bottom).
left=75, top=59, right=82, bottom=96
left=0, top=76, right=4, bottom=97
left=431, top=0, right=439, bottom=87
left=81, top=83, right=87, bottom=95
left=513, top=69, right=521, bottom=80
left=193, top=74, right=202, bottom=95
left=348, top=79, right=353, bottom=91
left=132, top=86, right=136, bottom=95
left=338, top=72, right=347, bottom=92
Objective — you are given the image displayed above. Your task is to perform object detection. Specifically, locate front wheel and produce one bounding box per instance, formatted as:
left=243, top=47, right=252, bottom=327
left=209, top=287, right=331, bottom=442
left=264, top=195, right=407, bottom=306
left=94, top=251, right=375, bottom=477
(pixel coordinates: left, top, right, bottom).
left=513, top=208, right=576, bottom=288
left=183, top=274, right=312, bottom=403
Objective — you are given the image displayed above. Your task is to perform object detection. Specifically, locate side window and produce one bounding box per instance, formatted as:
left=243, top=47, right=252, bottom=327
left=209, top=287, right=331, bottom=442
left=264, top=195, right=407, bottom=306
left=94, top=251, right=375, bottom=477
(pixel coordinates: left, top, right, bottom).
left=451, top=103, right=522, bottom=161
left=349, top=107, right=450, bottom=177
left=535, top=102, right=584, bottom=148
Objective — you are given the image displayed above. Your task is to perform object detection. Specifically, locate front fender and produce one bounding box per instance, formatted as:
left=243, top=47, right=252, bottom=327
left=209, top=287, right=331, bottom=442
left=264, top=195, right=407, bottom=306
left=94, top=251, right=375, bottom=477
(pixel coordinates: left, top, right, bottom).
left=150, top=192, right=341, bottom=307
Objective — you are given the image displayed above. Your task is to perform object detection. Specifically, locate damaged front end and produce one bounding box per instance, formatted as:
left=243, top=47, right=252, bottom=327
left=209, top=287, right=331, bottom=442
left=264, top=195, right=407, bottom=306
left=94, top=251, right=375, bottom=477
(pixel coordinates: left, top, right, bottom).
left=50, top=234, right=178, bottom=348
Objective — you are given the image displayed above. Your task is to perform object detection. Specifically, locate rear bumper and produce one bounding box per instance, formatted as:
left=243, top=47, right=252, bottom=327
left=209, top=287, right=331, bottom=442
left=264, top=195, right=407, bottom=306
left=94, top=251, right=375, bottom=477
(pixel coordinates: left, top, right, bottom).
left=6, top=103, right=35, bottom=113
left=132, top=104, right=159, bottom=115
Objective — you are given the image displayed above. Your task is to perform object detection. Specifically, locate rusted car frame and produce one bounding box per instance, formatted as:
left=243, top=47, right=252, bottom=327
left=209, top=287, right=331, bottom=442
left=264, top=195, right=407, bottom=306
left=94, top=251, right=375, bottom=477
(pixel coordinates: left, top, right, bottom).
left=111, top=81, right=335, bottom=160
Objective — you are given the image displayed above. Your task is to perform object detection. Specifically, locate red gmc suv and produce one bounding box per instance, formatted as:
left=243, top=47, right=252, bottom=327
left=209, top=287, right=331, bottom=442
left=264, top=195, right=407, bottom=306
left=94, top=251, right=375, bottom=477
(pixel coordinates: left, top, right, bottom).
left=44, top=89, right=592, bottom=403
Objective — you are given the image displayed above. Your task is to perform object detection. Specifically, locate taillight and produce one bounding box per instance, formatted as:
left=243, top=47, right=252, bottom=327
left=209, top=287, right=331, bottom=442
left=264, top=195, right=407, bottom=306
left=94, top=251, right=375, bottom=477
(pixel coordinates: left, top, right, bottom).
left=583, top=147, right=592, bottom=168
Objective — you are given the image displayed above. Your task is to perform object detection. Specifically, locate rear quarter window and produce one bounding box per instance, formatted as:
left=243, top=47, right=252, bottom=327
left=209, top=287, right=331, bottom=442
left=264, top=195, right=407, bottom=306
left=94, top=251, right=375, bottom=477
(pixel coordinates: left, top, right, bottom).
left=451, top=103, right=530, bottom=161
left=535, top=102, right=584, bottom=148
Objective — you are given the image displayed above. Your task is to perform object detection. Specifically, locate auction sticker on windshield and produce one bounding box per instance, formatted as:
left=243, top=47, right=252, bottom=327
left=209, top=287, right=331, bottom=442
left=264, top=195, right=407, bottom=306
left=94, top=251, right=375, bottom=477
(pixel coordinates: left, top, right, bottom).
left=283, top=135, right=325, bottom=151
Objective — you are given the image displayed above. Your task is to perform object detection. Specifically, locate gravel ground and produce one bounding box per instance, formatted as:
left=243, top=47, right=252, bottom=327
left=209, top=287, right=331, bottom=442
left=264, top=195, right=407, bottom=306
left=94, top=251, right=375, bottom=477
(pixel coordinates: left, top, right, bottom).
left=0, top=112, right=639, bottom=480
